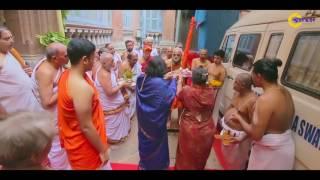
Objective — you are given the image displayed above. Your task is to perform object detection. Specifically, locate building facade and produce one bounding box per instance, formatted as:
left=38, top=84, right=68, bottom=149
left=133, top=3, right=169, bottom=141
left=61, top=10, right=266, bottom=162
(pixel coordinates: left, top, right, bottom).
left=0, top=10, right=177, bottom=66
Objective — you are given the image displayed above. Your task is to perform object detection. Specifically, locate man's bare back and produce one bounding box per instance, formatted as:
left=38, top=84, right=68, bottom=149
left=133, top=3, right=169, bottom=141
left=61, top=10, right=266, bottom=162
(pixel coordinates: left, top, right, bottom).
left=224, top=92, right=257, bottom=131
left=260, top=86, right=295, bottom=134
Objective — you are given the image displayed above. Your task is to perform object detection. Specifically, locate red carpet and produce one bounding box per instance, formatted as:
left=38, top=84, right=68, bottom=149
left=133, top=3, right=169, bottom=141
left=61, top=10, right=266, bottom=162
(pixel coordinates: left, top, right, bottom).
left=110, top=163, right=216, bottom=170
left=212, top=137, right=228, bottom=170
left=110, top=134, right=225, bottom=170
left=110, top=163, right=175, bottom=170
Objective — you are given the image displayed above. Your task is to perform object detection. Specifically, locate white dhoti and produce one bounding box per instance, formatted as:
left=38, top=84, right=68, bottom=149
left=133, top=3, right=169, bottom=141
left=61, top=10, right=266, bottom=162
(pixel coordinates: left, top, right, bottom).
left=48, top=135, right=71, bottom=170
left=248, top=129, right=295, bottom=170
left=104, top=106, right=131, bottom=141
left=100, top=161, right=112, bottom=170
left=127, top=90, right=136, bottom=119
left=31, top=59, right=70, bottom=170
left=95, top=69, right=131, bottom=142
left=220, top=117, right=251, bottom=170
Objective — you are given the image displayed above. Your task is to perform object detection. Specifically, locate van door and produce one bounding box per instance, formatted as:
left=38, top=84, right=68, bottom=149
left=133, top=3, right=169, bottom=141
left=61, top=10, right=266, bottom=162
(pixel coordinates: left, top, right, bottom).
left=218, top=33, right=237, bottom=112
left=220, top=24, right=268, bottom=115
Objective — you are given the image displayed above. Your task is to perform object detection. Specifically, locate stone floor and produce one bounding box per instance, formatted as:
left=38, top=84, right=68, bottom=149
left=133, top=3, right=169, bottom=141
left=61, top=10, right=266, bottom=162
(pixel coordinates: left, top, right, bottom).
left=109, top=110, right=223, bottom=170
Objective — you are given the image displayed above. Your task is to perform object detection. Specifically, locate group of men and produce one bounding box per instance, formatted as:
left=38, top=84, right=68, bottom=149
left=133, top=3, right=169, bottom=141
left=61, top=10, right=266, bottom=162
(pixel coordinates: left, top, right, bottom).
left=0, top=24, right=295, bottom=170
left=0, top=25, right=182, bottom=170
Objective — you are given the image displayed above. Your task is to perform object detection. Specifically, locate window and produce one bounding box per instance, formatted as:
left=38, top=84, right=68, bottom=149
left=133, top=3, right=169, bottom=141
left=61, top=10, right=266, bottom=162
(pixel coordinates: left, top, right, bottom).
left=145, top=10, right=162, bottom=32
left=233, top=34, right=261, bottom=71
left=264, top=33, right=283, bottom=59
left=282, top=32, right=320, bottom=99
left=221, top=35, right=236, bottom=63
left=123, top=10, right=133, bottom=30
left=66, top=10, right=112, bottom=28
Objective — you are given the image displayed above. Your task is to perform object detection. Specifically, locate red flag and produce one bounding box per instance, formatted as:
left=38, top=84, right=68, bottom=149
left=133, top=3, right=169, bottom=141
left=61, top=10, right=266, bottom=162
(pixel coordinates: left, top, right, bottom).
left=182, top=16, right=196, bottom=69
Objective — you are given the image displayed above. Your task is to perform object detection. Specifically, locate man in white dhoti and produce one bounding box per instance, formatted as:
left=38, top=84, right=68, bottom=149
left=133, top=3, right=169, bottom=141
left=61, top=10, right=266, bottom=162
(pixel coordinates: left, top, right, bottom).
left=94, top=52, right=131, bottom=144
left=230, top=58, right=295, bottom=170
left=31, top=42, right=71, bottom=170
left=217, top=73, right=257, bottom=170
left=0, top=26, right=42, bottom=113
left=118, top=51, right=142, bottom=119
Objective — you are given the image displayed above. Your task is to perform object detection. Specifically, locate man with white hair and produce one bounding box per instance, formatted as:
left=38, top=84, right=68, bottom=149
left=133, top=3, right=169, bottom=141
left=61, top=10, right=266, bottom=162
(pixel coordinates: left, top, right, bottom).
left=138, top=36, right=159, bottom=59
left=0, top=111, right=55, bottom=170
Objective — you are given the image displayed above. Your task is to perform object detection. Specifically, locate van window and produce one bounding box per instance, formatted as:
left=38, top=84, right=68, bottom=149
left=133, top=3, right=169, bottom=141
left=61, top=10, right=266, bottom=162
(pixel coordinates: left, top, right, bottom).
left=264, top=33, right=283, bottom=59
left=233, top=34, right=261, bottom=71
left=282, top=32, right=320, bottom=99
left=221, top=35, right=235, bottom=63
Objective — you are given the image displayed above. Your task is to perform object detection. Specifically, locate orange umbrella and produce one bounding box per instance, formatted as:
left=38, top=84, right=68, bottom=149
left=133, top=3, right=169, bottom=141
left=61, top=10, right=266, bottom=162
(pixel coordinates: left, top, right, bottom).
left=181, top=16, right=196, bottom=69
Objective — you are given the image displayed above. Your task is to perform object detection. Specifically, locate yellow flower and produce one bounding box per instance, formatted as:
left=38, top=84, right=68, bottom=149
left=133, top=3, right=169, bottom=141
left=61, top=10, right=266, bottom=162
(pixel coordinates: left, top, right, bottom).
left=209, top=80, right=222, bottom=87
left=123, top=70, right=133, bottom=80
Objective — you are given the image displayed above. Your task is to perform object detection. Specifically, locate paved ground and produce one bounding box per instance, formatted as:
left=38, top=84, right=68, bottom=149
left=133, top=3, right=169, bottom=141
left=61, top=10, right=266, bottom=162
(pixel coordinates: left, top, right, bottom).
left=109, top=109, right=223, bottom=170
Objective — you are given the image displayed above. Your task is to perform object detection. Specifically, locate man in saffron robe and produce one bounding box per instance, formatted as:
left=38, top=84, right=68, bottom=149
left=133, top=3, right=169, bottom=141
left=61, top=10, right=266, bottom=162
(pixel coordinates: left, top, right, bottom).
left=136, top=56, right=177, bottom=170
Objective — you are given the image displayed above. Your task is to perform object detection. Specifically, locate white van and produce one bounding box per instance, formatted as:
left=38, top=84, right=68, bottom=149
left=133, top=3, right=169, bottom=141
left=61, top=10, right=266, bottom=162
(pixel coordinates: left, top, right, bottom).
left=217, top=10, right=320, bottom=170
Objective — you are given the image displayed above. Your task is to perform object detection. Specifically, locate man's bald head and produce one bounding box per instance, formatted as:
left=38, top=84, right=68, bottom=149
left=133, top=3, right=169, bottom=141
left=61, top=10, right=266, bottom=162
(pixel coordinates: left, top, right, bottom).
left=236, top=73, right=253, bottom=90
left=199, top=49, right=208, bottom=60
left=100, top=52, right=113, bottom=62
left=46, top=42, right=67, bottom=60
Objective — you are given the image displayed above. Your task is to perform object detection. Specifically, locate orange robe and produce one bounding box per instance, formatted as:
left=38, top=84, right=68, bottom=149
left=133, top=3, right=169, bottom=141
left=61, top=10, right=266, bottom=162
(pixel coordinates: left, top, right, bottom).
left=57, top=70, right=107, bottom=170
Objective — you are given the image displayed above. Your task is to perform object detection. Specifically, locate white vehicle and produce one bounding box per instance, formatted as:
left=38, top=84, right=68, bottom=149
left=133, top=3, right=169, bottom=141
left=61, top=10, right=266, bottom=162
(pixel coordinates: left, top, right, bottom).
left=218, top=10, right=320, bottom=169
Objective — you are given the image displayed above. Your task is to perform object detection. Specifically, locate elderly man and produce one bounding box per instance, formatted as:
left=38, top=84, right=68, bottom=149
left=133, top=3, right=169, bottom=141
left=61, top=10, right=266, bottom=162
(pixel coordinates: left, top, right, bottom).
left=230, top=59, right=295, bottom=170
left=138, top=37, right=159, bottom=59
left=191, top=49, right=210, bottom=70
left=0, top=26, right=42, bottom=113
left=31, top=42, right=70, bottom=170
left=94, top=52, right=131, bottom=144
left=218, top=73, right=257, bottom=170
left=118, top=51, right=142, bottom=119
left=0, top=111, right=55, bottom=170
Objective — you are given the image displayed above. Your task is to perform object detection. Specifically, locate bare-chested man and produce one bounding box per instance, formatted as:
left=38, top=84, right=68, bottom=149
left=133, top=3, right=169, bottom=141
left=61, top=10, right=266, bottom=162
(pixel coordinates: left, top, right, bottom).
left=230, top=58, right=295, bottom=170
left=218, top=73, right=257, bottom=170
left=31, top=42, right=70, bottom=170
left=118, top=52, right=142, bottom=119
left=191, top=49, right=210, bottom=70
left=208, top=50, right=226, bottom=84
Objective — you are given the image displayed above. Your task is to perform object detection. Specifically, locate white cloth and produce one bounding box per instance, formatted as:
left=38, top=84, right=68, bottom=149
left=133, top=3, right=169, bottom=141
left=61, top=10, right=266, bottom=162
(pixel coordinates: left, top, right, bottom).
left=220, top=117, right=251, bottom=170
left=100, top=161, right=112, bottom=170
left=248, top=129, right=295, bottom=170
left=212, top=83, right=226, bottom=127
left=0, top=53, right=42, bottom=113
left=31, top=58, right=70, bottom=170
left=95, top=68, right=130, bottom=141
left=221, top=117, right=247, bottom=142
left=126, top=62, right=142, bottom=119
left=113, top=53, right=122, bottom=77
